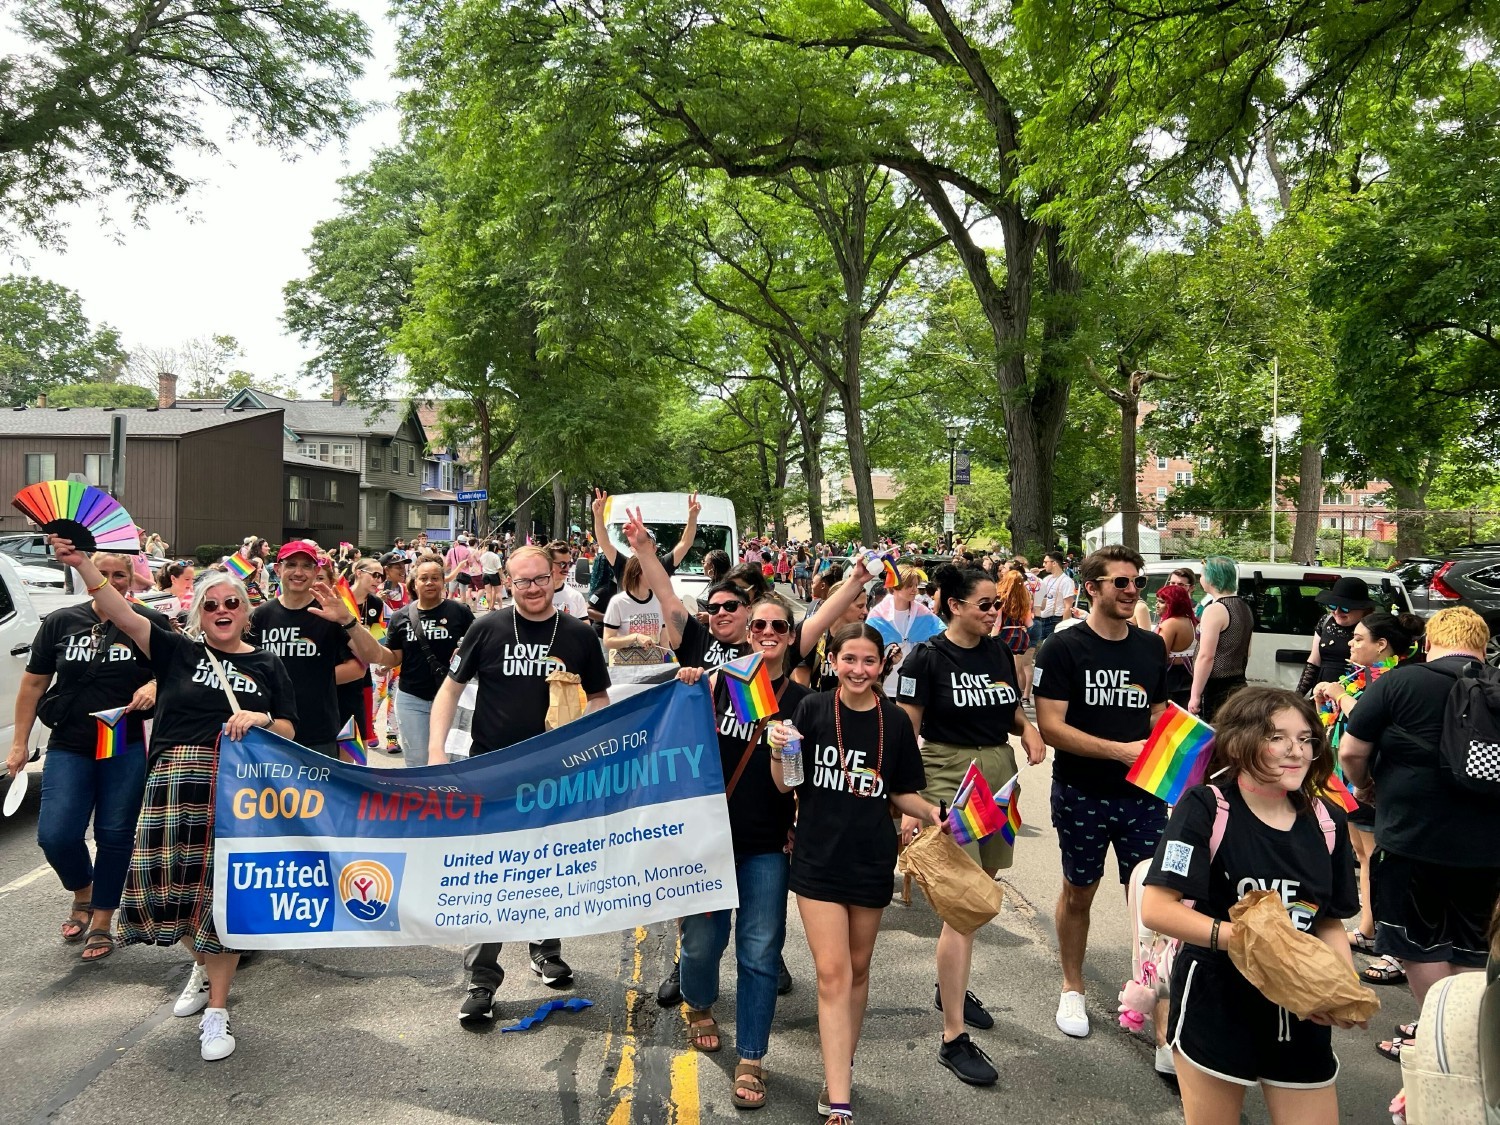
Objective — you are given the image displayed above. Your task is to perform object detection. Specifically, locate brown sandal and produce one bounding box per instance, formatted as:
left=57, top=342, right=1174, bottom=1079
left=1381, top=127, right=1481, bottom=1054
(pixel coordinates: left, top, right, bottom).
left=685, top=1009, right=721, bottom=1053
left=732, top=1061, right=766, bottom=1110
left=62, top=904, right=90, bottom=943
left=80, top=929, right=115, bottom=962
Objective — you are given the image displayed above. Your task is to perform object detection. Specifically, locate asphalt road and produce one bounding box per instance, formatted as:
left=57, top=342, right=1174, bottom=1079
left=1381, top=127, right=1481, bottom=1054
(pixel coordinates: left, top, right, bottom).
left=0, top=723, right=1413, bottom=1125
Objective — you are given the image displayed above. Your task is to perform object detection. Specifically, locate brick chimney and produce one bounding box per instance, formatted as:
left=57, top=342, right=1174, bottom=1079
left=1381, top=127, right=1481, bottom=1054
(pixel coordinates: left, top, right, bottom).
left=36, top=392, right=47, bottom=408
left=158, top=371, right=178, bottom=409
left=331, top=377, right=346, bottom=405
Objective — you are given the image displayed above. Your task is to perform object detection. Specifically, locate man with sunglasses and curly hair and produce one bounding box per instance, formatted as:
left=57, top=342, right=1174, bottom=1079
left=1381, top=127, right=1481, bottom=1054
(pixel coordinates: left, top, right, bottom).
left=1034, top=544, right=1169, bottom=1047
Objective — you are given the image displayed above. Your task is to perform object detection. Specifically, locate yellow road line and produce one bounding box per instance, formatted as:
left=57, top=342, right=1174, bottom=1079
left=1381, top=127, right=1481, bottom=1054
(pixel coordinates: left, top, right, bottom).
left=605, top=926, right=649, bottom=1123
left=667, top=1048, right=700, bottom=1125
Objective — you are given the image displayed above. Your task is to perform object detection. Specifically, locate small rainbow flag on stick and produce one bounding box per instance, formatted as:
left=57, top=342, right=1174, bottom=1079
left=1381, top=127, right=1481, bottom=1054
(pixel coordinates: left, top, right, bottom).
left=334, top=576, right=360, bottom=621
left=336, top=718, right=366, bottom=765
left=224, top=554, right=255, bottom=581
left=1126, top=702, right=1214, bottom=804
left=949, top=761, right=1005, bottom=845
left=860, top=550, right=900, bottom=589
left=722, top=653, right=777, bottom=724
left=91, top=707, right=128, bottom=760
left=996, top=775, right=1023, bottom=845
left=1321, top=772, right=1359, bottom=813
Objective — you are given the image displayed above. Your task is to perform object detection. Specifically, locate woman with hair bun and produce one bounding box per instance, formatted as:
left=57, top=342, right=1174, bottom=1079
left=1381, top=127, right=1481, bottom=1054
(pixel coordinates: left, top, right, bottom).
left=896, top=564, right=1046, bottom=1087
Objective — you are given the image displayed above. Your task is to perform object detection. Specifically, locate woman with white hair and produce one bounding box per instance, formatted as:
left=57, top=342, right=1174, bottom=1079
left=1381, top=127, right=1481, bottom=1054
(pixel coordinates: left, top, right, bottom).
left=49, top=534, right=299, bottom=1062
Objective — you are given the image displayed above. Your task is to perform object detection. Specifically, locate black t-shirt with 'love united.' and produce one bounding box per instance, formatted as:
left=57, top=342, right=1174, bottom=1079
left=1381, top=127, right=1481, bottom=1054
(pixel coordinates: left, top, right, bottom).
left=148, top=625, right=299, bottom=752
left=27, top=600, right=170, bottom=752
left=1034, top=621, right=1167, bottom=798
left=450, top=608, right=610, bottom=754
left=786, top=691, right=925, bottom=908
left=896, top=634, right=1019, bottom=746
left=248, top=601, right=353, bottom=746
left=711, top=671, right=808, bottom=857
left=384, top=599, right=475, bottom=701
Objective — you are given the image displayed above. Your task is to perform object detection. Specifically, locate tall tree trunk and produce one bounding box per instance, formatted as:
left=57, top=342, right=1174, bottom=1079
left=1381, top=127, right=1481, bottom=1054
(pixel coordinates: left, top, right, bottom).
left=1117, top=393, right=1141, bottom=552
left=1291, top=440, right=1323, bottom=564
left=772, top=422, right=791, bottom=544
left=1391, top=480, right=1430, bottom=560
left=551, top=476, right=567, bottom=542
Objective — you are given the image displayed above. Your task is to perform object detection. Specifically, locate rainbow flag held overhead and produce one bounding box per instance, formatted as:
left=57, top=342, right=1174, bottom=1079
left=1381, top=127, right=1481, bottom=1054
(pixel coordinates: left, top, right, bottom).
left=995, top=775, right=1022, bottom=845
left=949, top=761, right=1005, bottom=845
left=335, top=718, right=366, bottom=765
left=721, top=653, right=778, bottom=725
left=224, top=554, right=255, bottom=582
left=91, top=707, right=129, bottom=761
left=1126, top=702, right=1214, bottom=804
left=334, top=576, right=360, bottom=621
left=859, top=549, right=900, bottom=589
left=1320, top=772, right=1359, bottom=813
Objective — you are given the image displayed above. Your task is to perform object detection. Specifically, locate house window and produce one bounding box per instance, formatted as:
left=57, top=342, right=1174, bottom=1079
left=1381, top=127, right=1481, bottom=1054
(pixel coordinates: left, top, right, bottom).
left=1197, top=516, right=1212, bottom=531
left=1155, top=486, right=1168, bottom=502
left=300, top=444, right=318, bottom=460
left=367, top=512, right=378, bottom=531
left=83, top=454, right=112, bottom=490
left=287, top=500, right=302, bottom=521
left=1155, top=457, right=1168, bottom=470
left=369, top=445, right=382, bottom=471
left=407, top=504, right=423, bottom=528
left=438, top=461, right=456, bottom=491
left=407, top=449, right=416, bottom=475
left=24, top=453, right=55, bottom=484
left=1155, top=514, right=1169, bottom=529
left=325, top=479, right=339, bottom=502
left=331, top=443, right=354, bottom=468
left=1175, top=471, right=1193, bottom=485
left=427, top=506, right=450, bottom=530
left=288, top=475, right=305, bottom=499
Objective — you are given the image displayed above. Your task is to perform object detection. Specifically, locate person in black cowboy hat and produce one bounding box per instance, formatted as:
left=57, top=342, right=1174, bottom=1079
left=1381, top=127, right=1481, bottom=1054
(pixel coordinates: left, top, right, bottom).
left=1296, top=576, right=1377, bottom=696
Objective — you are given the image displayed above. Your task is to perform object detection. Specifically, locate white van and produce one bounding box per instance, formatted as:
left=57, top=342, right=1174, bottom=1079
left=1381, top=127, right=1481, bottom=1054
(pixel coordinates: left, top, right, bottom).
left=603, top=493, right=738, bottom=611
left=1139, top=561, right=1415, bottom=689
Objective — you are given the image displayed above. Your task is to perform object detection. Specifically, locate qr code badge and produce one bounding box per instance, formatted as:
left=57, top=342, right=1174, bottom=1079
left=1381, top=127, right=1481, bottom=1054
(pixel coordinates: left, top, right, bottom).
left=1162, top=840, right=1194, bottom=877
left=898, top=675, right=917, bottom=698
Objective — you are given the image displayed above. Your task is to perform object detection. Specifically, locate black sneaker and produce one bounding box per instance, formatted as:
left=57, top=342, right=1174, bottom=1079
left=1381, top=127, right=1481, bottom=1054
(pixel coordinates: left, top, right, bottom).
left=938, top=1033, right=998, bottom=1086
left=934, top=985, right=994, bottom=1030
left=531, top=952, right=573, bottom=986
left=460, top=986, right=495, bottom=1023
left=777, top=956, right=793, bottom=996
left=657, top=960, right=682, bottom=1006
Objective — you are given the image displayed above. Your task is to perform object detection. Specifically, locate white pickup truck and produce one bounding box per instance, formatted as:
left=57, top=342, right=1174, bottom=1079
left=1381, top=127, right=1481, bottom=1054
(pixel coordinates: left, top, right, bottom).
left=0, top=553, right=55, bottom=773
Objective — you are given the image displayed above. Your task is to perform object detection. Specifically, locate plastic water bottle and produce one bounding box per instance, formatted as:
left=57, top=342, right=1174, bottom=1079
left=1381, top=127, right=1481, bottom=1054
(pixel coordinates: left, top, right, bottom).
left=779, top=722, right=804, bottom=787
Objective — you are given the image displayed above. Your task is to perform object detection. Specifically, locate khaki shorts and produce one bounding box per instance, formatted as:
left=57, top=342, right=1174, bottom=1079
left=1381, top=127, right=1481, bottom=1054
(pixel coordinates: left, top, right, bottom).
left=920, top=740, right=1019, bottom=871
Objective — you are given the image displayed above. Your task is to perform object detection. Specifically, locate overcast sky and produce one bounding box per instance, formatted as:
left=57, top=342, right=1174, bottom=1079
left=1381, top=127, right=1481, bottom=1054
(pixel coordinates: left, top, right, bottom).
left=5, top=0, right=402, bottom=395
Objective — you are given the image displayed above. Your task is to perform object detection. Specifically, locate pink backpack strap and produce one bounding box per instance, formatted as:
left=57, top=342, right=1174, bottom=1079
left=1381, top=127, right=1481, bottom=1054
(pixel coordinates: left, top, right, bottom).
left=1206, top=784, right=1231, bottom=862
left=1312, top=797, right=1336, bottom=853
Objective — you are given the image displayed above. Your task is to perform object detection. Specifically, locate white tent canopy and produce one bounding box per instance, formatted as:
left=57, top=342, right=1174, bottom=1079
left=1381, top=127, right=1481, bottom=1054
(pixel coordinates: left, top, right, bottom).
left=1084, top=514, right=1163, bottom=560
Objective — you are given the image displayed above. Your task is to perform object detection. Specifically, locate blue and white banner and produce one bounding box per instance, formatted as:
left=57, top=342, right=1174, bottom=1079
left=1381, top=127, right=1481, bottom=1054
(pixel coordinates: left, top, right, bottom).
left=213, top=680, right=737, bottom=948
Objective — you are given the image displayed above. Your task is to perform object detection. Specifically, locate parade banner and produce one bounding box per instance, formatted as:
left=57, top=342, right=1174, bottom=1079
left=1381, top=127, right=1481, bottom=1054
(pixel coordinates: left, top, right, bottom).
left=213, top=679, right=738, bottom=948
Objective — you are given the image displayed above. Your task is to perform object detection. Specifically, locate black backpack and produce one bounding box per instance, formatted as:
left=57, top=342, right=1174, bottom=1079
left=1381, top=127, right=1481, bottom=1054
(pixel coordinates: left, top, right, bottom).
left=1439, top=660, right=1500, bottom=797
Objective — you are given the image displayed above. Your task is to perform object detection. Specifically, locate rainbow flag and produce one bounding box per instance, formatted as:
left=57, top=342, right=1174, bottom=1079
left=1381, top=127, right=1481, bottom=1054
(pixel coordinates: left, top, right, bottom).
left=1321, top=772, right=1359, bottom=813
left=860, top=549, right=900, bottom=589
left=91, top=707, right=128, bottom=761
left=334, top=576, right=359, bottom=621
left=995, top=775, right=1022, bottom=845
left=949, top=761, right=1005, bottom=845
left=224, top=554, right=255, bottom=581
left=721, top=653, right=777, bottom=724
left=336, top=717, right=366, bottom=765
left=1126, top=702, right=1214, bottom=804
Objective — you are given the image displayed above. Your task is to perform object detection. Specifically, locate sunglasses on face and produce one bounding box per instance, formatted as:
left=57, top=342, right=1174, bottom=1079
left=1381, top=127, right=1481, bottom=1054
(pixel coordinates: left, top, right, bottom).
left=201, top=597, right=244, bottom=614
left=705, top=600, right=745, bottom=615
left=955, top=597, right=998, bottom=612
left=1101, top=576, right=1148, bottom=590
left=749, top=618, right=790, bottom=634
left=1331, top=605, right=1353, bottom=614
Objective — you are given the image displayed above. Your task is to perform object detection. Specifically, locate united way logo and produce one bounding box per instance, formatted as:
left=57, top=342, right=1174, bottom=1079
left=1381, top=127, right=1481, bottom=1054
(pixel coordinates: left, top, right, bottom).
left=339, top=859, right=394, bottom=921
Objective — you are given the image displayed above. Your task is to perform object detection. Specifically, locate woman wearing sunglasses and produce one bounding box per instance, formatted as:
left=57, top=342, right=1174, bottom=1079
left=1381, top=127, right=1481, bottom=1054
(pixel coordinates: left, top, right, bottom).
left=8, top=552, right=170, bottom=964
left=895, top=564, right=1046, bottom=1086
left=336, top=560, right=389, bottom=756
left=1188, top=556, right=1254, bottom=721
left=49, top=534, right=298, bottom=1061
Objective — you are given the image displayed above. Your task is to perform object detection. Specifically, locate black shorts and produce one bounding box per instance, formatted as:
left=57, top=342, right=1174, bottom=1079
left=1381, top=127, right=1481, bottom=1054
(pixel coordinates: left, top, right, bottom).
left=1050, top=779, right=1168, bottom=887
left=1371, top=849, right=1500, bottom=967
left=1168, top=948, right=1338, bottom=1088
left=483, top=573, right=502, bottom=587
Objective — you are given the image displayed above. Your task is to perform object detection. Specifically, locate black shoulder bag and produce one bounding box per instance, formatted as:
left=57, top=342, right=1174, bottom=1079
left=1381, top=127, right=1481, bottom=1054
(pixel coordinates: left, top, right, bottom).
left=403, top=603, right=452, bottom=682
left=37, top=621, right=121, bottom=728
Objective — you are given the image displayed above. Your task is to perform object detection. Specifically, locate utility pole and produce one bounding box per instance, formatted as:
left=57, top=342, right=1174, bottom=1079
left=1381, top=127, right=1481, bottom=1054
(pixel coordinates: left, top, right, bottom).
left=1269, top=357, right=1279, bottom=563
left=945, top=424, right=958, bottom=554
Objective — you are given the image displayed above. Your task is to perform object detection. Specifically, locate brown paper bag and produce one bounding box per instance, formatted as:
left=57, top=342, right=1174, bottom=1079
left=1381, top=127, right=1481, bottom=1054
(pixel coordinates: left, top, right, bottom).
left=896, top=826, right=1003, bottom=936
left=545, top=670, right=586, bottom=731
left=1227, top=889, right=1380, bottom=1022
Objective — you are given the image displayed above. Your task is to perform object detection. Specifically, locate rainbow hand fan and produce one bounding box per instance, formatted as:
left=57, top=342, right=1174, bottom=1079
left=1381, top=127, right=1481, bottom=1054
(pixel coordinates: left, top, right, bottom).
left=12, top=481, right=140, bottom=552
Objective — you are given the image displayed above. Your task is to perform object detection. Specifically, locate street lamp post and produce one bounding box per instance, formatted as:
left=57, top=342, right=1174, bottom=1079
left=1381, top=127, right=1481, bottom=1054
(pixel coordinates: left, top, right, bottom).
left=946, top=424, right=959, bottom=554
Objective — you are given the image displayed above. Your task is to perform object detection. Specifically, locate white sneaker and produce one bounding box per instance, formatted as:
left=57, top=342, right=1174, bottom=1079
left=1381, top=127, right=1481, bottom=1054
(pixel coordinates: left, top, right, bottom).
left=199, top=1007, right=236, bottom=1061
left=174, top=963, right=210, bottom=1017
left=1056, top=990, right=1090, bottom=1038
left=1154, top=1044, right=1177, bottom=1075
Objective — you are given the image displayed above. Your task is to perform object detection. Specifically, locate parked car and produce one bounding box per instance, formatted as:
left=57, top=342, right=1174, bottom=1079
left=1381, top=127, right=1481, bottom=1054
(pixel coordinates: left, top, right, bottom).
left=0, top=554, right=56, bottom=777
left=0, top=533, right=62, bottom=572
left=1392, top=545, right=1500, bottom=664
left=1071, top=562, right=1415, bottom=690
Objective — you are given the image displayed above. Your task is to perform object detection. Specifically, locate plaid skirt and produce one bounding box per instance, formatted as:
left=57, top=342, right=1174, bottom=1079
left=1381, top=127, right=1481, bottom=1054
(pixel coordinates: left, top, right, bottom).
left=118, top=742, right=232, bottom=954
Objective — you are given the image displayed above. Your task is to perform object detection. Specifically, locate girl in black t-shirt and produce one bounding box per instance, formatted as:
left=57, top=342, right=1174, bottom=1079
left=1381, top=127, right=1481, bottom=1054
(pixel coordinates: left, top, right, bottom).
left=1141, top=687, right=1361, bottom=1122
left=771, top=623, right=943, bottom=1125
left=895, top=564, right=1046, bottom=1085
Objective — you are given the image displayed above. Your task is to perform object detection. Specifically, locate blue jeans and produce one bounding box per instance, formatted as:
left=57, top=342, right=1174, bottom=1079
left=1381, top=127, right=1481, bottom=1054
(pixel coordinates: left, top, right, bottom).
left=679, top=851, right=789, bottom=1060
left=37, top=745, right=148, bottom=910
left=398, top=691, right=433, bottom=768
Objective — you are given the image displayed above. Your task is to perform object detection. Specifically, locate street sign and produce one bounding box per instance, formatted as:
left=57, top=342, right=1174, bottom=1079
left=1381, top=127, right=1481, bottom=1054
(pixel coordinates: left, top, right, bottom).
left=954, top=450, right=970, bottom=486
left=456, top=490, right=488, bottom=503
left=943, top=512, right=956, bottom=532
left=943, top=494, right=957, bottom=513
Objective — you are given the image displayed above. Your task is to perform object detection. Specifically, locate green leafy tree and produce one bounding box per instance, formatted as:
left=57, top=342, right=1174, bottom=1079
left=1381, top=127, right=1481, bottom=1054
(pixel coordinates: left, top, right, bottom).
left=0, top=0, right=370, bottom=246
left=48, top=382, right=155, bottom=408
left=0, top=275, right=125, bottom=406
